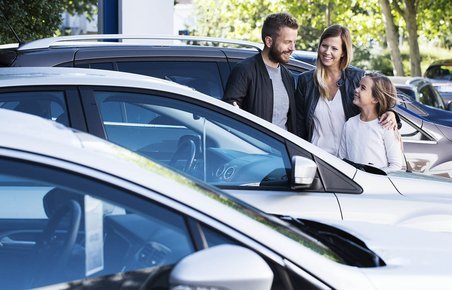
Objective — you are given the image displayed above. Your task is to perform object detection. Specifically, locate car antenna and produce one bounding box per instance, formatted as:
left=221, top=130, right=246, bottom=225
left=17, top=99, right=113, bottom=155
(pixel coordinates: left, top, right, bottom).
left=0, top=8, right=24, bottom=45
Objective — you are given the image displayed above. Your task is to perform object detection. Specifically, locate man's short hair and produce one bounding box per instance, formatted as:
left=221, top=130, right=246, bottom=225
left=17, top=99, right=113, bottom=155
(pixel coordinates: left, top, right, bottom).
left=261, top=12, right=298, bottom=42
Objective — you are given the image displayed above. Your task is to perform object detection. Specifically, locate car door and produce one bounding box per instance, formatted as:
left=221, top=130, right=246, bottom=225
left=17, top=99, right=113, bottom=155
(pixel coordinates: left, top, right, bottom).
left=396, top=110, right=452, bottom=177
left=79, top=86, right=343, bottom=220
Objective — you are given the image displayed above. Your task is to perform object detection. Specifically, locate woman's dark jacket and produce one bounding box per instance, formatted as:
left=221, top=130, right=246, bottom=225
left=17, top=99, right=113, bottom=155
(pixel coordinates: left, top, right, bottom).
left=295, top=66, right=365, bottom=141
left=222, top=53, right=297, bottom=134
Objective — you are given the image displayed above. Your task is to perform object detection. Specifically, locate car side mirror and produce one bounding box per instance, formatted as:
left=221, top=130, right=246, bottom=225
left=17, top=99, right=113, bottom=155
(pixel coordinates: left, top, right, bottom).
left=169, top=245, right=273, bottom=290
left=291, top=156, right=317, bottom=189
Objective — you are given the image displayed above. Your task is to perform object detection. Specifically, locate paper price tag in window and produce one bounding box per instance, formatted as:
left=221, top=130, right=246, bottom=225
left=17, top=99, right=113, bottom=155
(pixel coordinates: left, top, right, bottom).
left=85, top=195, right=104, bottom=276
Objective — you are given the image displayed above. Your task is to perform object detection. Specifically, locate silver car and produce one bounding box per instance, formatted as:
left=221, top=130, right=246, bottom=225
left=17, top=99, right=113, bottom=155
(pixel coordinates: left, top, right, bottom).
left=1, top=67, right=452, bottom=235
left=2, top=108, right=452, bottom=290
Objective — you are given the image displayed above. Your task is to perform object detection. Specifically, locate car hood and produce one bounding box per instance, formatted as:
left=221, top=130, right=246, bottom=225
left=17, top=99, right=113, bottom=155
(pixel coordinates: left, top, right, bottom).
left=387, top=171, right=452, bottom=197
left=320, top=219, right=452, bottom=289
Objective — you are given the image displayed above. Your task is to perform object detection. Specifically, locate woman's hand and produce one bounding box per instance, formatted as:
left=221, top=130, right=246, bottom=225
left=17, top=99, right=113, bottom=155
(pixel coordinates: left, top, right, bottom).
left=379, top=111, right=397, bottom=130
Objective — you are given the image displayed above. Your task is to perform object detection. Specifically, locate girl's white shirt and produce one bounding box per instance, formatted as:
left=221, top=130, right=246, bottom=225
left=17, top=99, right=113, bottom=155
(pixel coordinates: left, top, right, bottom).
left=338, top=115, right=403, bottom=173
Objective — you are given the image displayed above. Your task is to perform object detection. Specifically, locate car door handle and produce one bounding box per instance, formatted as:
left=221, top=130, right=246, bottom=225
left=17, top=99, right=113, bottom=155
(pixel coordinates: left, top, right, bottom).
left=0, top=236, right=35, bottom=247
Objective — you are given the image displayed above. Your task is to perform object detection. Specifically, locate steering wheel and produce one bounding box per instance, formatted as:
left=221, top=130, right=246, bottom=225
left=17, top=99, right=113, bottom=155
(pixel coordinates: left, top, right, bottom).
left=169, top=139, right=197, bottom=173
left=27, top=200, right=82, bottom=288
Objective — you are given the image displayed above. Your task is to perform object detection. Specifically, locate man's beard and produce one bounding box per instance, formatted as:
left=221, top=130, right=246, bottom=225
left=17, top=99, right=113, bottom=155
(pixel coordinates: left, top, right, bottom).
left=268, top=44, right=291, bottom=64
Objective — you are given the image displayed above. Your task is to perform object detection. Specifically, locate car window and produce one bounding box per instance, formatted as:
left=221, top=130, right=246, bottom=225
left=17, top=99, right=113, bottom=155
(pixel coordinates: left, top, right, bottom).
left=88, top=62, right=115, bottom=71
left=0, top=160, right=194, bottom=289
left=114, top=61, right=225, bottom=99
left=399, top=116, right=431, bottom=141
left=0, top=91, right=69, bottom=125
left=425, top=64, right=451, bottom=81
left=419, top=85, right=445, bottom=109
left=93, top=90, right=291, bottom=188
left=199, top=224, right=238, bottom=247
left=396, top=87, right=416, bottom=100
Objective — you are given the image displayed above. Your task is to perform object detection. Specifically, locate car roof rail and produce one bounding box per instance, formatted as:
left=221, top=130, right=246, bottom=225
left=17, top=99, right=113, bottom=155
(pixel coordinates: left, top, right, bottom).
left=18, top=34, right=263, bottom=52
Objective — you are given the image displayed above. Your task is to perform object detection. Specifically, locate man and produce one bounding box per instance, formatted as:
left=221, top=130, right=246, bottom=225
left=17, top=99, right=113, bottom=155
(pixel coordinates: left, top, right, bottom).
left=223, top=12, right=298, bottom=133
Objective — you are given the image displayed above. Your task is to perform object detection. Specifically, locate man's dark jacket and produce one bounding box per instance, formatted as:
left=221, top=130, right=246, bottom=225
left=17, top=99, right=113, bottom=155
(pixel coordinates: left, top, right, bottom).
left=295, top=66, right=364, bottom=141
left=223, top=53, right=297, bottom=134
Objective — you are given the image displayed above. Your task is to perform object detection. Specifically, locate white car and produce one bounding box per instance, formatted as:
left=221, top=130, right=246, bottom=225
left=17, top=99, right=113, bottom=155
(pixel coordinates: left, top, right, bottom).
left=1, top=67, right=452, bottom=234
left=1, top=108, right=452, bottom=290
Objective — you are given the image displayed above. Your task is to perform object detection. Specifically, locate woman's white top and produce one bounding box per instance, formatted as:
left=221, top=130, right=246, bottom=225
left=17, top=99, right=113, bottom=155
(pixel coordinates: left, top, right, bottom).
left=311, top=89, right=345, bottom=156
left=338, top=115, right=403, bottom=173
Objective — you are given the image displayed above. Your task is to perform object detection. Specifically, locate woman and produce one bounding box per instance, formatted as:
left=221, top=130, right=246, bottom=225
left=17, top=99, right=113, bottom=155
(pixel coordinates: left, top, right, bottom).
left=295, top=24, right=398, bottom=156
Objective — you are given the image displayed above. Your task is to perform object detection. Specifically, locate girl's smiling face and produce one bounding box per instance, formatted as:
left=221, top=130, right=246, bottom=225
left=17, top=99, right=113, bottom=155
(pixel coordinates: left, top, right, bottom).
left=353, top=76, right=378, bottom=109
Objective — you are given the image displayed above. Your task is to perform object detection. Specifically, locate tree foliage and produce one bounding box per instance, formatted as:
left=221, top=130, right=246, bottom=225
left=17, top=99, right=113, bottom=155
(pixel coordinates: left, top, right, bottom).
left=417, top=0, right=451, bottom=48
left=194, top=0, right=450, bottom=74
left=0, top=0, right=97, bottom=44
left=194, top=0, right=285, bottom=42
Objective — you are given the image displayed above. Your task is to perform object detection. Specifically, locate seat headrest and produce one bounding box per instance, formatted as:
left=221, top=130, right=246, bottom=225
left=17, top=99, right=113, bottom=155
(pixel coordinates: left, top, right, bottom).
left=15, top=100, right=50, bottom=119
left=43, top=188, right=84, bottom=218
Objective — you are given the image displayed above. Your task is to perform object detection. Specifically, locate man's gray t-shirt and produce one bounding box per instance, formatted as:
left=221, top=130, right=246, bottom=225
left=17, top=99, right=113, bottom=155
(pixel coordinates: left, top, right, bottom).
left=266, top=64, right=289, bottom=130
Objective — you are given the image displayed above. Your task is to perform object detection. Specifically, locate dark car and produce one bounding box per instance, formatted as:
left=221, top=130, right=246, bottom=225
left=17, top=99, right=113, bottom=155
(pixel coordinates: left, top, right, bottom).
left=291, top=49, right=317, bottom=65
left=424, top=59, right=452, bottom=105
left=389, top=76, right=451, bottom=111
left=389, top=79, right=452, bottom=127
left=0, top=34, right=313, bottom=101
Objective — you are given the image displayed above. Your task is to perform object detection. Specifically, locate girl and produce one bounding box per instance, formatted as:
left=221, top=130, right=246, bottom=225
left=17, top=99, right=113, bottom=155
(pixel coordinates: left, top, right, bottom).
left=338, top=72, right=403, bottom=173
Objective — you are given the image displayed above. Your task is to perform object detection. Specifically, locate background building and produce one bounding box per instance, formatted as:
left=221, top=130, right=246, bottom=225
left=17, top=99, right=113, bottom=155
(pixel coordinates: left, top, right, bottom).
left=62, top=0, right=195, bottom=36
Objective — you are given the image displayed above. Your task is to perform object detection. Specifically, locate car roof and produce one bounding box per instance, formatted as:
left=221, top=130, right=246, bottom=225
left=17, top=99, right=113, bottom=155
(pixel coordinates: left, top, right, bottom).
left=15, top=34, right=264, bottom=51
left=0, top=66, right=195, bottom=93
left=0, top=34, right=315, bottom=71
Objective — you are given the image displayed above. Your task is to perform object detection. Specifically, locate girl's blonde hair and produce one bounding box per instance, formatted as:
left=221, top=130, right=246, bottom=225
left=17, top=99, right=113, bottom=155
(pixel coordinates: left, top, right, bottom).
left=364, top=72, right=397, bottom=116
left=315, top=25, right=353, bottom=99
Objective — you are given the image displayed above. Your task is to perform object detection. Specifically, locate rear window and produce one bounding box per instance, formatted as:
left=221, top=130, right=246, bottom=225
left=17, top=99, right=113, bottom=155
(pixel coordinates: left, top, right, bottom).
left=425, top=64, right=451, bottom=81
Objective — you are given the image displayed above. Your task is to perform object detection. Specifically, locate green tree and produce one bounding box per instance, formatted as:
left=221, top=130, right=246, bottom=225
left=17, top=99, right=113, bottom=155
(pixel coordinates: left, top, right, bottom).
left=390, top=0, right=422, bottom=75
left=194, top=0, right=287, bottom=42
left=417, top=0, right=451, bottom=48
left=0, top=0, right=97, bottom=44
left=194, top=0, right=450, bottom=74
left=194, top=0, right=386, bottom=54
left=379, top=0, right=405, bottom=75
